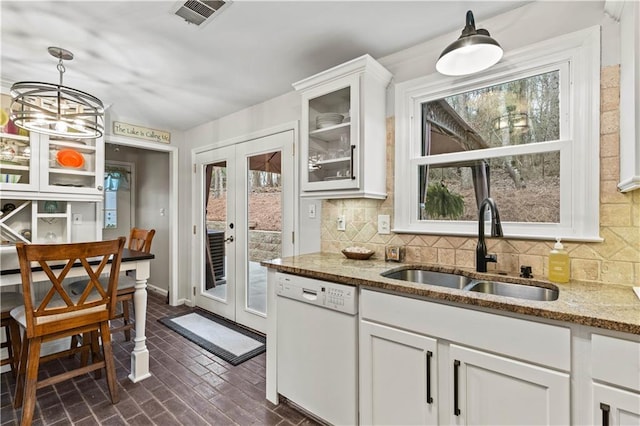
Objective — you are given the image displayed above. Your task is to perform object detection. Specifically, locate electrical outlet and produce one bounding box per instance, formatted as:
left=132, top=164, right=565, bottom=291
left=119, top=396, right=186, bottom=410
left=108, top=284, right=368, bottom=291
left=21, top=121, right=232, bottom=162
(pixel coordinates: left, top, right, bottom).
left=337, top=215, right=346, bottom=231
left=72, top=213, right=82, bottom=225
left=378, top=214, right=390, bottom=234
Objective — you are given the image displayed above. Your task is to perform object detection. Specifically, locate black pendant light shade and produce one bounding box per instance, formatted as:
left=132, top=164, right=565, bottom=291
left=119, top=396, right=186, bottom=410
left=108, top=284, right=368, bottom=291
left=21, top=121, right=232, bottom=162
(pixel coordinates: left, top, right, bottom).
left=436, top=10, right=503, bottom=76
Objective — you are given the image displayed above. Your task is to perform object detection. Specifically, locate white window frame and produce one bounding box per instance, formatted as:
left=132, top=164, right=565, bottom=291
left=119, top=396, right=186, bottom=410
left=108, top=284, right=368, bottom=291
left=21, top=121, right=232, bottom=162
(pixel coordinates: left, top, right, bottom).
left=394, top=26, right=601, bottom=241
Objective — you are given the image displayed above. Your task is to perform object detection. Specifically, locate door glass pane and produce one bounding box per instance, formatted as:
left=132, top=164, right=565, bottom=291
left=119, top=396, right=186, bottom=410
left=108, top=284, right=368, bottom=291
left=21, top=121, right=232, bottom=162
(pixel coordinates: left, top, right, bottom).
left=307, top=87, right=352, bottom=183
left=246, top=151, right=282, bottom=314
left=205, top=161, right=228, bottom=302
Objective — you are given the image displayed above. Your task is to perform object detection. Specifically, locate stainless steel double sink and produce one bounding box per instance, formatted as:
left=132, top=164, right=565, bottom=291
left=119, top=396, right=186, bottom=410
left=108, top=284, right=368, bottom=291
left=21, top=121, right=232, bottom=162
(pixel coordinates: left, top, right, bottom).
left=381, top=268, right=559, bottom=302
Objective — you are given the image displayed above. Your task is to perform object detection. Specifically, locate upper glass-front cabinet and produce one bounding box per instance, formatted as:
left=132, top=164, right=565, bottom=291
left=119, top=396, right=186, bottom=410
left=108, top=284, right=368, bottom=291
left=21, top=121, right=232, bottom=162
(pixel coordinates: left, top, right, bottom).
left=0, top=132, right=104, bottom=201
left=0, top=132, right=38, bottom=192
left=294, top=54, right=392, bottom=199
left=1, top=92, right=104, bottom=200
left=307, top=86, right=354, bottom=186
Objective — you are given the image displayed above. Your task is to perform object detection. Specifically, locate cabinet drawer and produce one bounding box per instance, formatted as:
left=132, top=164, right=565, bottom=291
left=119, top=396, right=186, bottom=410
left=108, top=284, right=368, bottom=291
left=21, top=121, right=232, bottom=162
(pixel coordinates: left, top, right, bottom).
left=592, top=333, right=640, bottom=391
left=361, top=289, right=570, bottom=370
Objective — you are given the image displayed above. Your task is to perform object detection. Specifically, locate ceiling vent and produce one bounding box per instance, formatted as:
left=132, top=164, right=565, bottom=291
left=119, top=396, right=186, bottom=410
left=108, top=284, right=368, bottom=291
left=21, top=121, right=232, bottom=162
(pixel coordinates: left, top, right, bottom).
left=172, top=0, right=231, bottom=27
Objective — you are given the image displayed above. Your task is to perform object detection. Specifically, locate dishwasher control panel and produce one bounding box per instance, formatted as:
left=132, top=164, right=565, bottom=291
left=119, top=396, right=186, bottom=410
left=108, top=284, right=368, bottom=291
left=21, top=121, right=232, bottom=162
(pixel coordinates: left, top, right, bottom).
left=275, top=272, right=357, bottom=315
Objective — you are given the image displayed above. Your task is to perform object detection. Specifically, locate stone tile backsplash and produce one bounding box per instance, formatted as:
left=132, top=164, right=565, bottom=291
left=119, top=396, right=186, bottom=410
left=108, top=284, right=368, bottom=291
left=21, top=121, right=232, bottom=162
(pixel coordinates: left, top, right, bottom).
left=321, top=65, right=640, bottom=286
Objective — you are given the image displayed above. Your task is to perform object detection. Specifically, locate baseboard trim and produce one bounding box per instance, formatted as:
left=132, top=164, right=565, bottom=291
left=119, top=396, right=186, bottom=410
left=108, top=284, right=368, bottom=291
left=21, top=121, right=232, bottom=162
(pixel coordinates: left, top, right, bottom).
left=147, top=285, right=190, bottom=306
left=147, top=284, right=167, bottom=297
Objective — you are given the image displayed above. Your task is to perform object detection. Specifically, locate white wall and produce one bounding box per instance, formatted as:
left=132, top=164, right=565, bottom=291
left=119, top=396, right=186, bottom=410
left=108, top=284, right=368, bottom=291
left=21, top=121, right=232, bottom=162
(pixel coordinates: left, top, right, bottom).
left=175, top=0, right=616, bottom=303
left=69, top=202, right=99, bottom=242
left=298, top=198, right=322, bottom=255
left=136, top=150, right=170, bottom=291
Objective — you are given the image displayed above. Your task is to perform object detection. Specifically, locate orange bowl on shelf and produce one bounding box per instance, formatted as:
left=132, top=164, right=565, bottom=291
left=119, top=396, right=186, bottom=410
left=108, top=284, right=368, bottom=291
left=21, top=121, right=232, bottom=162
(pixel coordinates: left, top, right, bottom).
left=56, top=149, right=84, bottom=169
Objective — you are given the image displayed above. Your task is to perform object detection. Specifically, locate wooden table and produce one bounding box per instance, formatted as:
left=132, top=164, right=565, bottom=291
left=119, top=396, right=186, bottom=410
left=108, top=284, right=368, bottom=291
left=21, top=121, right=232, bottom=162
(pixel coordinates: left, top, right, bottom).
left=0, top=248, right=155, bottom=383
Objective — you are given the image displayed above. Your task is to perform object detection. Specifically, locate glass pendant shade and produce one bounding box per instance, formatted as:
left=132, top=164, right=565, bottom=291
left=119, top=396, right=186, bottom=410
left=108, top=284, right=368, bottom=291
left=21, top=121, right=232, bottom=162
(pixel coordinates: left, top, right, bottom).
left=10, top=47, right=104, bottom=139
left=436, top=10, right=503, bottom=76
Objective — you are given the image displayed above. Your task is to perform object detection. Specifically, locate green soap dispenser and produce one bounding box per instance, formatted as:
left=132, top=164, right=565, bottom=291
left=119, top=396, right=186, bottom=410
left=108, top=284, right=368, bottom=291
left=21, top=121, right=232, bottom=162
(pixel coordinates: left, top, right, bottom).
left=548, top=237, right=570, bottom=283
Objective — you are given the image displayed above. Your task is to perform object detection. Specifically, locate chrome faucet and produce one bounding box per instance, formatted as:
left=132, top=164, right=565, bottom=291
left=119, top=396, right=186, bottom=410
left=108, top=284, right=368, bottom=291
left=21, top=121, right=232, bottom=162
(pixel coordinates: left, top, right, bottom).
left=476, top=197, right=503, bottom=272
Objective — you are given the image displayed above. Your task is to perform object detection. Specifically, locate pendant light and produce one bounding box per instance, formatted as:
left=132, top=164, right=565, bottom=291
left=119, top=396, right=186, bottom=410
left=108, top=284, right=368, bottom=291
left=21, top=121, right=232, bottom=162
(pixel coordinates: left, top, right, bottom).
left=436, top=10, right=503, bottom=76
left=10, top=47, right=104, bottom=139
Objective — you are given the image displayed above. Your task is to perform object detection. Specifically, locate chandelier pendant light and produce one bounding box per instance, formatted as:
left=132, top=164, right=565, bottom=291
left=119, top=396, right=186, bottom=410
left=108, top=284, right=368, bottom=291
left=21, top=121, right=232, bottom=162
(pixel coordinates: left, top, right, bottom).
left=436, top=10, right=503, bottom=76
left=10, top=47, right=104, bottom=139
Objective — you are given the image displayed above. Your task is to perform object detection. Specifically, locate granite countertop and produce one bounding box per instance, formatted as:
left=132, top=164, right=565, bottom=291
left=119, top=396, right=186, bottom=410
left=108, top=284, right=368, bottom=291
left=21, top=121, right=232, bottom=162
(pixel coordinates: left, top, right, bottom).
left=262, top=252, right=640, bottom=335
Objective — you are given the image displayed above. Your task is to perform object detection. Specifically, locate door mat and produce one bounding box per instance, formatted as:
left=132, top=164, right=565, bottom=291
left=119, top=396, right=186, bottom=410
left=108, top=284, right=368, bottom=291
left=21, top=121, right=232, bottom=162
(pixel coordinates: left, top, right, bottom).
left=158, top=310, right=266, bottom=366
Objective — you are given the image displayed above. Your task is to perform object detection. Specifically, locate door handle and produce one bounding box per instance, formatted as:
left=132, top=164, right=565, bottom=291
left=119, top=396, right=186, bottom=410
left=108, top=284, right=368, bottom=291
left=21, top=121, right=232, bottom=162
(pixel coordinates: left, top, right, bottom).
left=426, top=351, right=433, bottom=404
left=453, top=359, right=461, bottom=416
left=349, top=145, right=356, bottom=180
left=224, top=235, right=234, bottom=243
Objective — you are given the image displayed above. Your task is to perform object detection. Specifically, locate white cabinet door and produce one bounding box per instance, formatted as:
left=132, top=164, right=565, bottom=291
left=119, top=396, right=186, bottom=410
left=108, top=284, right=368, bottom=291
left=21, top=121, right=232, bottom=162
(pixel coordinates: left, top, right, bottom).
left=449, top=344, right=570, bottom=425
left=300, top=75, right=360, bottom=193
left=360, top=320, right=438, bottom=425
left=593, top=383, right=640, bottom=426
left=293, top=54, right=391, bottom=199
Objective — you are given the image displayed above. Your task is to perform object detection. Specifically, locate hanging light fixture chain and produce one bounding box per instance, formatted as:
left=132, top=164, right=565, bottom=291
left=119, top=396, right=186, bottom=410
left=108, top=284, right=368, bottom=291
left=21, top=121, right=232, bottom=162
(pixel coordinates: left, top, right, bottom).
left=57, top=59, right=66, bottom=86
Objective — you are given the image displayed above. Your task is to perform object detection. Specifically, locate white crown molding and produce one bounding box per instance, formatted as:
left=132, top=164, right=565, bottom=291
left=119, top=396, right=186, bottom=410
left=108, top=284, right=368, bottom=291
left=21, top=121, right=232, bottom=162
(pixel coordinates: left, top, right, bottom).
left=604, top=0, right=625, bottom=22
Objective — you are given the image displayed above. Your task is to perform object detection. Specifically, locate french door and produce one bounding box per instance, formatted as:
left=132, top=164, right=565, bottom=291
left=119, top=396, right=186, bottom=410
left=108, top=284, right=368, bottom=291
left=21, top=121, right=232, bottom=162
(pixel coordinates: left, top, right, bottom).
left=193, top=130, right=294, bottom=333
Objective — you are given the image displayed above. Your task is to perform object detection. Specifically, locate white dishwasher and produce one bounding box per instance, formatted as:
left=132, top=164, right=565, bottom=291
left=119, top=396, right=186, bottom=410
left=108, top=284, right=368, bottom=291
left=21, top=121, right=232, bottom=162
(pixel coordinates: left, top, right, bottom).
left=275, top=272, right=358, bottom=426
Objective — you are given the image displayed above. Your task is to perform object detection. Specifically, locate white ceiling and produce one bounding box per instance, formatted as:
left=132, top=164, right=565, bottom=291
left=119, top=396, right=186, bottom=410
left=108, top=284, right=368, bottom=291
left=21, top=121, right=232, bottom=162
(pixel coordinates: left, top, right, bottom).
left=0, top=1, right=528, bottom=132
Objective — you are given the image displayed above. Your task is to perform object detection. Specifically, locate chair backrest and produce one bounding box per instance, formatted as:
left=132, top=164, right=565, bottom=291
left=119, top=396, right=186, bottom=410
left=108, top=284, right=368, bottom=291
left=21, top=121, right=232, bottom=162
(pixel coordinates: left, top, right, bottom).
left=15, top=237, right=126, bottom=339
left=128, top=228, right=155, bottom=253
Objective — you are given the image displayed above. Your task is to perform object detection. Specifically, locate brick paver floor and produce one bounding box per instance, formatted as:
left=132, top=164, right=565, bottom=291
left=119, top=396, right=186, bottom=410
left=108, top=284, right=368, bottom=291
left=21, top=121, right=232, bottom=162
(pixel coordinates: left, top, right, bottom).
left=1, top=292, right=317, bottom=425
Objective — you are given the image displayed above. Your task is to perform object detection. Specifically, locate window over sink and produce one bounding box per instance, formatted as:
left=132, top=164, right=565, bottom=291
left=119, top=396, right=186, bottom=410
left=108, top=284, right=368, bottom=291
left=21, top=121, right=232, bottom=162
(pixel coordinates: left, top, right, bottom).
left=394, top=26, right=601, bottom=241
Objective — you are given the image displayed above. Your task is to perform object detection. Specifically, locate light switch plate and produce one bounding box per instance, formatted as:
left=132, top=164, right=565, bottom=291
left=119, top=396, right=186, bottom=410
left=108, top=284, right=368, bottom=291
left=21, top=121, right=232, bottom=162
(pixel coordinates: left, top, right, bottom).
left=337, top=215, right=346, bottom=231
left=308, top=203, right=316, bottom=219
left=378, top=214, right=390, bottom=234
left=72, top=213, right=82, bottom=225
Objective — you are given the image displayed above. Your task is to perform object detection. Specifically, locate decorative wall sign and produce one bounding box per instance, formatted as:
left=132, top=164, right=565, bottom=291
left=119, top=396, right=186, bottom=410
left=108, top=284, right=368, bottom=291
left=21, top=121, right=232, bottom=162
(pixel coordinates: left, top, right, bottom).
left=113, top=121, right=171, bottom=144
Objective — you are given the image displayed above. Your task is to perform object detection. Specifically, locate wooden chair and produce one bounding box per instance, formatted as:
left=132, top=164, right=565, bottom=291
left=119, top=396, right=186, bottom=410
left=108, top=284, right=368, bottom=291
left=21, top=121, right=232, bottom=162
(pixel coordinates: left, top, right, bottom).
left=1, top=292, right=23, bottom=376
left=11, top=237, right=126, bottom=426
left=69, top=228, right=155, bottom=341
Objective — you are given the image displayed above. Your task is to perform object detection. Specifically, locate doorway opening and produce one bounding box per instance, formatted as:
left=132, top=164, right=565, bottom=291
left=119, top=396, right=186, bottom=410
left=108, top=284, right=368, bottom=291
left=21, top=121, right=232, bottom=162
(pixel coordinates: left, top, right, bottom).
left=104, top=140, right=178, bottom=304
